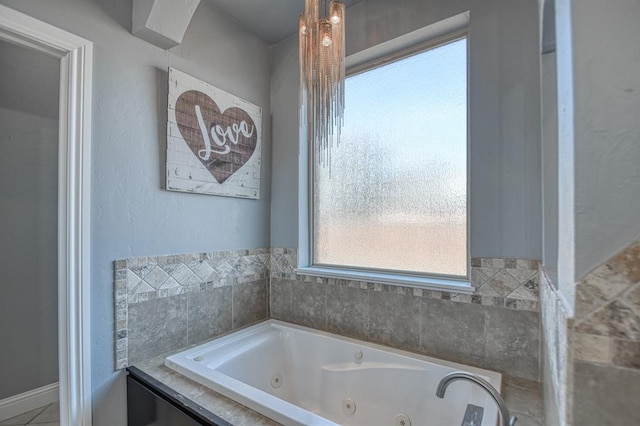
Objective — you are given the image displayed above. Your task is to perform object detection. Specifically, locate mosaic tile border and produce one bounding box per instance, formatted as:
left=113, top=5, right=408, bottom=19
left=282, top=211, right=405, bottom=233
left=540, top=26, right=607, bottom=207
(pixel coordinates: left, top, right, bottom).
left=270, top=248, right=540, bottom=312
left=573, top=240, right=640, bottom=370
left=114, top=248, right=269, bottom=369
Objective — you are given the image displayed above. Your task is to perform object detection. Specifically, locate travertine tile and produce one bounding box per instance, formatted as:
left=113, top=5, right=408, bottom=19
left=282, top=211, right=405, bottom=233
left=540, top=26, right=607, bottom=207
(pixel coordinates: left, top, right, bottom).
left=477, top=283, right=500, bottom=297
left=508, top=286, right=537, bottom=301
left=575, top=299, right=640, bottom=340
left=503, top=258, right=518, bottom=269
left=575, top=273, right=630, bottom=319
left=523, top=275, right=539, bottom=298
left=326, top=284, right=369, bottom=340
left=471, top=267, right=498, bottom=287
left=607, top=240, right=640, bottom=284
left=507, top=268, right=537, bottom=283
left=420, top=298, right=486, bottom=365
left=128, top=295, right=188, bottom=364
left=188, top=260, right=214, bottom=282
left=269, top=278, right=293, bottom=321
left=143, top=265, right=170, bottom=289
left=624, top=284, right=640, bottom=315
left=169, top=263, right=202, bottom=287
left=485, top=270, right=521, bottom=297
left=574, top=333, right=611, bottom=364
left=612, top=338, right=640, bottom=369
left=232, top=280, right=268, bottom=329
left=116, top=249, right=542, bottom=372
left=485, top=308, right=540, bottom=380
left=502, top=377, right=544, bottom=424
left=369, top=291, right=420, bottom=352
left=187, top=286, right=232, bottom=345
left=573, top=361, right=640, bottom=426
left=290, top=280, right=326, bottom=329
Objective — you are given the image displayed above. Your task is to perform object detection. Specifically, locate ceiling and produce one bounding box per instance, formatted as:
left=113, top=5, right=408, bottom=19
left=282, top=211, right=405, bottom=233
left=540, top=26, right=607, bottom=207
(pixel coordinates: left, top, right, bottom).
left=207, top=0, right=362, bottom=45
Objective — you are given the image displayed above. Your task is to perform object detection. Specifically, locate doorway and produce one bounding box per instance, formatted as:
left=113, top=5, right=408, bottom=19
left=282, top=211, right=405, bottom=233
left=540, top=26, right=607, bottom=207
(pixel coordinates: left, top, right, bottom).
left=0, top=37, right=61, bottom=424
left=0, top=5, right=93, bottom=425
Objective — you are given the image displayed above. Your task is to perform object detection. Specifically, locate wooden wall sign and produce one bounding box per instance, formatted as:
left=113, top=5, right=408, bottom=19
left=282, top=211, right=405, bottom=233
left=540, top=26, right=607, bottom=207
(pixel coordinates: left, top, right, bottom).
left=166, top=67, right=262, bottom=199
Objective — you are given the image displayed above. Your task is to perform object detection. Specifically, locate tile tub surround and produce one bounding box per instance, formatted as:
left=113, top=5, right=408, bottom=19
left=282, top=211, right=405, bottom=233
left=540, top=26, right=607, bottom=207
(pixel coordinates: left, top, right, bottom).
left=270, top=248, right=542, bottom=381
left=571, top=239, right=640, bottom=425
left=117, top=248, right=541, bottom=374
left=573, top=240, right=640, bottom=369
left=114, top=249, right=270, bottom=368
left=541, top=239, right=640, bottom=426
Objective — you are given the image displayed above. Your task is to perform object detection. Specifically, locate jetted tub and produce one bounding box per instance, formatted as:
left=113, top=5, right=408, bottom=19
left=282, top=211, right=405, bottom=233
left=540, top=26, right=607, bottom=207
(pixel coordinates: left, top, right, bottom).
left=165, top=320, right=502, bottom=426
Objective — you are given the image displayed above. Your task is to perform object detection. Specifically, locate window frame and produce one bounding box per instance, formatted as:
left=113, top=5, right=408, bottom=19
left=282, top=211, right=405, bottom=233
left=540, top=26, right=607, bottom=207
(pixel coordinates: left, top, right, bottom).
left=297, top=15, right=472, bottom=293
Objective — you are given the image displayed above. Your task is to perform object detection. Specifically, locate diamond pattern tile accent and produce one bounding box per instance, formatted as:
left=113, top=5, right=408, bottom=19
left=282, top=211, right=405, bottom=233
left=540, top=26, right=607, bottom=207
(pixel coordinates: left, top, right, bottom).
left=576, top=300, right=640, bottom=340
left=170, top=263, right=202, bottom=287
left=126, top=270, right=142, bottom=293
left=485, top=270, right=521, bottom=297
left=216, top=260, right=234, bottom=279
left=576, top=273, right=630, bottom=319
left=507, top=268, right=537, bottom=283
left=188, top=260, right=214, bottom=282
left=143, top=266, right=169, bottom=289
left=626, top=284, right=640, bottom=315
left=477, top=283, right=500, bottom=297
left=508, top=286, right=537, bottom=301
left=130, top=281, right=154, bottom=299
left=159, top=277, right=181, bottom=289
left=471, top=267, right=498, bottom=287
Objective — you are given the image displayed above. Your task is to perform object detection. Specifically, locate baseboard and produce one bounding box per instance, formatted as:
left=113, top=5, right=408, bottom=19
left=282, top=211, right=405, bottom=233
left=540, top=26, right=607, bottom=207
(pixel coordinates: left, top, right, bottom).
left=0, top=382, right=59, bottom=422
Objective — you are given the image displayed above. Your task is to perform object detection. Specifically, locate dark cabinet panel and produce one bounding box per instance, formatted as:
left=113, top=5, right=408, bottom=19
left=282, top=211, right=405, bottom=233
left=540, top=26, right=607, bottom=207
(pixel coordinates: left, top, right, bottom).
left=126, top=367, right=231, bottom=426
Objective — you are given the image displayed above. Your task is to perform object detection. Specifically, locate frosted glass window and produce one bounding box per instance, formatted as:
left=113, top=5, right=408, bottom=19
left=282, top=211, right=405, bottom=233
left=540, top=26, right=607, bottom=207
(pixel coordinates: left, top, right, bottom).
left=313, top=37, right=468, bottom=277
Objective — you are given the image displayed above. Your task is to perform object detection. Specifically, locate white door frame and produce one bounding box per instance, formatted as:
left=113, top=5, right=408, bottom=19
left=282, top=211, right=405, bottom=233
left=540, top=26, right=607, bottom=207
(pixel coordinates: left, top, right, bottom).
left=0, top=5, right=93, bottom=426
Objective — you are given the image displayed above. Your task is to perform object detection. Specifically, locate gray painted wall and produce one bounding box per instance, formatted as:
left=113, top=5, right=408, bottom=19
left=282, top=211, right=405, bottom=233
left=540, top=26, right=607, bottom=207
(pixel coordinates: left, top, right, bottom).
left=0, top=41, right=60, bottom=400
left=0, top=40, right=59, bottom=120
left=0, top=1, right=271, bottom=424
left=270, top=0, right=542, bottom=260
left=571, top=0, right=640, bottom=278
left=542, top=51, right=559, bottom=286
left=555, top=0, right=640, bottom=306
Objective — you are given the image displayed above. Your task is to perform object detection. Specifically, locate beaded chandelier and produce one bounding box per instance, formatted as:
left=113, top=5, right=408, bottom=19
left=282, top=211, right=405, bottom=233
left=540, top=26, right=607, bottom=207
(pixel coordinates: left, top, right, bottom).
left=299, top=0, right=346, bottom=166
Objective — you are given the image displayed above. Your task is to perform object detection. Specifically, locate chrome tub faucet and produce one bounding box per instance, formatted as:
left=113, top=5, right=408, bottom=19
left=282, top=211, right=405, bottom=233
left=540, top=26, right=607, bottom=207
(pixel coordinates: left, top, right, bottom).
left=436, top=371, right=517, bottom=426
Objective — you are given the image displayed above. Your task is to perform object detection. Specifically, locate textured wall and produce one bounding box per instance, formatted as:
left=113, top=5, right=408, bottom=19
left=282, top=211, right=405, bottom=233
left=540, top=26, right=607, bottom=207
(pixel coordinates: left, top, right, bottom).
left=0, top=0, right=271, bottom=424
left=541, top=51, right=559, bottom=286
left=270, top=0, right=542, bottom=260
left=571, top=0, right=640, bottom=279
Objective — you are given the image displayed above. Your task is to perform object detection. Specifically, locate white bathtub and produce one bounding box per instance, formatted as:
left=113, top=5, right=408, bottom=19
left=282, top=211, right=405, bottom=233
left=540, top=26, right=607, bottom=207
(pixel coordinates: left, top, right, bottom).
left=165, top=320, right=502, bottom=426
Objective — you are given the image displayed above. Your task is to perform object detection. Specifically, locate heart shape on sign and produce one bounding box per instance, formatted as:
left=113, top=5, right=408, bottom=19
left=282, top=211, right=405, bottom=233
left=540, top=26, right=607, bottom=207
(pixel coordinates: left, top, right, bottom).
left=175, top=90, right=257, bottom=184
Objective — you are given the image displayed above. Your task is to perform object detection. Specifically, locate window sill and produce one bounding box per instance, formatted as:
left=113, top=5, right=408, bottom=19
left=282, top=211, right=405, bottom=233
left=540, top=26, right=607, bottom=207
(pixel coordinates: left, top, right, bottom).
left=294, top=266, right=474, bottom=294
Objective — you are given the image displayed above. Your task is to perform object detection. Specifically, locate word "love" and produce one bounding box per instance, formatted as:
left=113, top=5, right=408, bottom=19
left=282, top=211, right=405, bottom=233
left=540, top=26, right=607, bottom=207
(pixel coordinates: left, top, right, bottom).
left=195, top=105, right=254, bottom=159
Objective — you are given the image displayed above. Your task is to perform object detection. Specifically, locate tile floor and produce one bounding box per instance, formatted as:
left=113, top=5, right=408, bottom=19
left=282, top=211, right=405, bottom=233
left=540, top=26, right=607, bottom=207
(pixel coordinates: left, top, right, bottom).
left=0, top=402, right=59, bottom=426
